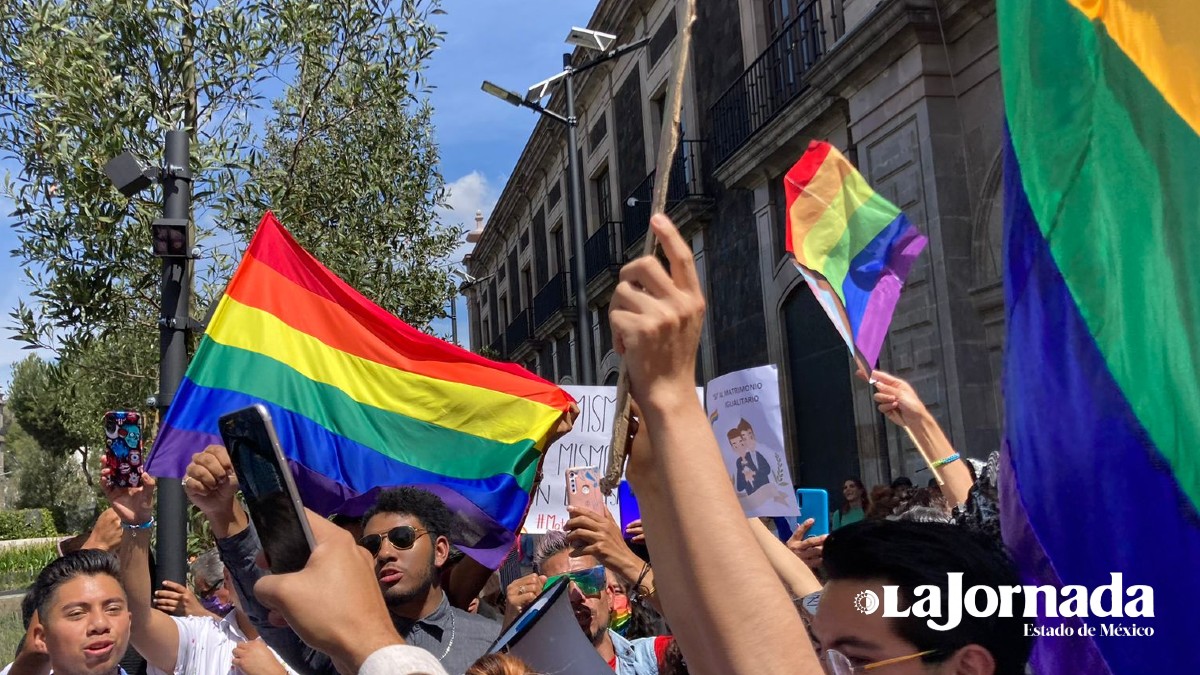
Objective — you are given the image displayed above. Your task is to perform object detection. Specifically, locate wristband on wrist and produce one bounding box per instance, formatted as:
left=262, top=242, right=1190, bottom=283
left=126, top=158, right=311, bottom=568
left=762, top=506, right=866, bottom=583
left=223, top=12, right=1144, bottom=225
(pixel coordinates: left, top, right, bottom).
left=931, top=453, right=961, bottom=469
left=121, top=517, right=155, bottom=531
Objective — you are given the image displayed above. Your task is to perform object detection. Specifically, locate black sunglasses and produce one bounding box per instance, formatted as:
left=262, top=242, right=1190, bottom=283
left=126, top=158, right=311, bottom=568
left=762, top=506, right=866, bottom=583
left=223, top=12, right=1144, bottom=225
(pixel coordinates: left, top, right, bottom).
left=358, top=525, right=430, bottom=556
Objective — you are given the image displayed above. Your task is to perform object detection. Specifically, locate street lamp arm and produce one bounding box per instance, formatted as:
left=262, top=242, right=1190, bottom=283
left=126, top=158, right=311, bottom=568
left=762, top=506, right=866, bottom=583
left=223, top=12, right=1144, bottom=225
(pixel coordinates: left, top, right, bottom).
left=573, top=35, right=654, bottom=76
left=520, top=99, right=571, bottom=126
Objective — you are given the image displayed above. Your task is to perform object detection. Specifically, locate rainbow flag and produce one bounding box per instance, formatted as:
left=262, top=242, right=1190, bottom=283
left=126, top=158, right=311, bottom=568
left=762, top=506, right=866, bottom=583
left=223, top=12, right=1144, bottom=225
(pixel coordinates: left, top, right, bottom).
left=784, top=141, right=927, bottom=369
left=148, top=212, right=575, bottom=568
left=999, top=0, right=1198, bottom=671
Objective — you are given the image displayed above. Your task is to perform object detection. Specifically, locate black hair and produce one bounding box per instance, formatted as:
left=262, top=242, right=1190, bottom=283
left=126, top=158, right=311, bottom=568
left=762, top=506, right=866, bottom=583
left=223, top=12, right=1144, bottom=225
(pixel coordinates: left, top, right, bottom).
left=362, top=487, right=455, bottom=541
left=20, top=585, right=38, bottom=629
left=823, top=520, right=1032, bottom=675
left=31, top=550, right=123, bottom=620
left=890, top=476, right=913, bottom=489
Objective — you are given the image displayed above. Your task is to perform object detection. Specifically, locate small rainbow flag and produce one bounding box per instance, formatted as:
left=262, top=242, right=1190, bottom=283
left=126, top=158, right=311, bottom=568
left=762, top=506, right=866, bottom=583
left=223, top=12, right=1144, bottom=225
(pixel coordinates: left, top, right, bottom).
left=784, top=141, right=927, bottom=369
left=999, top=0, right=1197, bottom=670
left=148, top=212, right=575, bottom=568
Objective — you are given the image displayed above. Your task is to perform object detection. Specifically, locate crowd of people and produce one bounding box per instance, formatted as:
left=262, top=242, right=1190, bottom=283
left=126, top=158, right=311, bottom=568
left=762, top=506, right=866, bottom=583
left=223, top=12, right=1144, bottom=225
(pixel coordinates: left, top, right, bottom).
left=2, top=215, right=1032, bottom=675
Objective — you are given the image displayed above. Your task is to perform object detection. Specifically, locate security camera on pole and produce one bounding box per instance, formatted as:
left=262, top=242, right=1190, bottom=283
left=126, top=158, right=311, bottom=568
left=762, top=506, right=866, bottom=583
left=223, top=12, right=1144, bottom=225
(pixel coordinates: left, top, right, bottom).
left=103, top=129, right=196, bottom=586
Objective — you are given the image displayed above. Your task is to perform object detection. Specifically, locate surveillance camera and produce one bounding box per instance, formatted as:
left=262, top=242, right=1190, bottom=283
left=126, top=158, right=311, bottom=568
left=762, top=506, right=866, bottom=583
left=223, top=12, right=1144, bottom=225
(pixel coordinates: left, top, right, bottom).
left=103, top=151, right=155, bottom=198
left=145, top=395, right=158, bottom=408
left=626, top=197, right=638, bottom=207
left=190, top=246, right=202, bottom=259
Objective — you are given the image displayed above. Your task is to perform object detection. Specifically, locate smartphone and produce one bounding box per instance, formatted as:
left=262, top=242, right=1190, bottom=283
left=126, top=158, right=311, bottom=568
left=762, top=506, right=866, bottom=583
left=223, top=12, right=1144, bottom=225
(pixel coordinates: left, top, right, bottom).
left=565, top=466, right=607, bottom=515
left=617, top=480, right=641, bottom=540
left=795, top=488, right=830, bottom=538
left=218, top=405, right=315, bottom=574
left=103, top=411, right=144, bottom=488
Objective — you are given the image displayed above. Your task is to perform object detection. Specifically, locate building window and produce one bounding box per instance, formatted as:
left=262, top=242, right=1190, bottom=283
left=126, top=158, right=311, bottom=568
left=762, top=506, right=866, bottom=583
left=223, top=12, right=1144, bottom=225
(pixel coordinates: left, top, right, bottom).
left=769, top=168, right=788, bottom=262
left=589, top=114, right=608, bottom=153
left=593, top=167, right=612, bottom=226
left=763, top=0, right=801, bottom=38
left=552, top=222, right=566, bottom=276
left=522, top=267, right=533, bottom=311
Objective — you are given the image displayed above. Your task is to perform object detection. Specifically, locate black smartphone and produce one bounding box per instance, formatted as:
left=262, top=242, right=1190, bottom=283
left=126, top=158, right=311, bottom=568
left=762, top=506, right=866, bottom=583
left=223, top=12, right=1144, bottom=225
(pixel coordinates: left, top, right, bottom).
left=218, top=405, right=315, bottom=575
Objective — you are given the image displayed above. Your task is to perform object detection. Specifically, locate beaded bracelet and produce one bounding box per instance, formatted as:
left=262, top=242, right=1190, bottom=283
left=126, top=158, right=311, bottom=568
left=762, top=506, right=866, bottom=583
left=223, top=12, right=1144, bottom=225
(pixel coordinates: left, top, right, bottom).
left=931, top=453, right=961, bottom=469
left=121, top=518, right=155, bottom=531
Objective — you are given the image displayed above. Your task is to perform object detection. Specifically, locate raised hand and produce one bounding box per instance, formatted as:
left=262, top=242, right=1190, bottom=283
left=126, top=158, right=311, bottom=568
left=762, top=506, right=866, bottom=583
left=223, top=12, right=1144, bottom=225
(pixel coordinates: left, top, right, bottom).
left=868, top=370, right=929, bottom=426
left=502, top=572, right=548, bottom=628
left=786, top=519, right=827, bottom=570
left=102, top=469, right=156, bottom=526
left=183, top=445, right=240, bottom=517
left=153, top=580, right=212, bottom=618
left=609, top=214, right=706, bottom=410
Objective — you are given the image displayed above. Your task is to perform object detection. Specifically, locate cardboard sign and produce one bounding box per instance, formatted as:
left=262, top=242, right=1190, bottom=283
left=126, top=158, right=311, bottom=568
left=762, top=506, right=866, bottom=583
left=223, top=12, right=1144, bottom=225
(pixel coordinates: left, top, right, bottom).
left=707, top=365, right=799, bottom=518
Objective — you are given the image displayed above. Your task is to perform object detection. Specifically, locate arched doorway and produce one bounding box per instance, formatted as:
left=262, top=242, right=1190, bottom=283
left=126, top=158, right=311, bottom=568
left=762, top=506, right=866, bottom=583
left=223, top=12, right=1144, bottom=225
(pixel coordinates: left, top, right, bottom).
left=781, top=285, right=861, bottom=495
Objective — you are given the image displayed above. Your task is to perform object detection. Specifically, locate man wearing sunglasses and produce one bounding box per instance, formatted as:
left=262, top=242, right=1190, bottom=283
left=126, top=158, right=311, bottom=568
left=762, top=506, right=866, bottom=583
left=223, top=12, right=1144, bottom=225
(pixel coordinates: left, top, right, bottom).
left=811, top=520, right=1032, bottom=675
left=529, top=532, right=666, bottom=675
left=355, top=488, right=500, bottom=675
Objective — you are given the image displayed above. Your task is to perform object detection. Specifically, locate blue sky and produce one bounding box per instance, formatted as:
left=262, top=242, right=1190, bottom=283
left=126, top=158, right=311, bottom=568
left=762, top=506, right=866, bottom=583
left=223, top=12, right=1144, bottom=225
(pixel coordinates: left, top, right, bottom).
left=0, top=0, right=594, bottom=389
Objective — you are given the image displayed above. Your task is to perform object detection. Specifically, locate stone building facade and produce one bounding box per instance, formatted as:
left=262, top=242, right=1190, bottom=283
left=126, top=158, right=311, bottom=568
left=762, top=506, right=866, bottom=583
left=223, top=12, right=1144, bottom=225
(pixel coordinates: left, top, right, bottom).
left=465, top=0, right=1005, bottom=495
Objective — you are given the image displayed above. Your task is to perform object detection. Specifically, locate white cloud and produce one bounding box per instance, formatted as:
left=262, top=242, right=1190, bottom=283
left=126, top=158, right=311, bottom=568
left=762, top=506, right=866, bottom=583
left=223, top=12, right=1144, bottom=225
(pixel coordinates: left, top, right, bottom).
left=440, top=170, right=499, bottom=265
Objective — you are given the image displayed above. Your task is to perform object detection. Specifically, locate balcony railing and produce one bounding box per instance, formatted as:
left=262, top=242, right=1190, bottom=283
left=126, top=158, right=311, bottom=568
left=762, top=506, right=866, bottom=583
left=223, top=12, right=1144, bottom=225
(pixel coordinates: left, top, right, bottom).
left=711, top=0, right=826, bottom=166
left=622, top=140, right=708, bottom=250
left=505, top=308, right=532, bottom=353
left=533, top=269, right=573, bottom=329
left=584, top=221, right=624, bottom=283
left=488, top=334, right=506, bottom=359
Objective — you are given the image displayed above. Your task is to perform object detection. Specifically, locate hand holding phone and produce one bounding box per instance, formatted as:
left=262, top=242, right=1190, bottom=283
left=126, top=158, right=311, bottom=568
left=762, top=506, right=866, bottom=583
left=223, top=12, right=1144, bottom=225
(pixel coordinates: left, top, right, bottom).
left=795, top=488, right=830, bottom=539
left=103, top=411, right=144, bottom=488
left=219, top=405, right=315, bottom=575
left=566, top=467, right=607, bottom=516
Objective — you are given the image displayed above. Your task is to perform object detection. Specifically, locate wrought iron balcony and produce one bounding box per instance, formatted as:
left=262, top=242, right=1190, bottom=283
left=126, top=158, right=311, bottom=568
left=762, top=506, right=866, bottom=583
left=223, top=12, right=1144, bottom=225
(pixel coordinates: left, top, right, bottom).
left=584, top=221, right=624, bottom=283
left=488, top=334, right=506, bottom=359
left=622, top=140, right=708, bottom=251
left=505, top=308, right=532, bottom=353
left=533, top=269, right=573, bottom=330
left=710, top=0, right=826, bottom=166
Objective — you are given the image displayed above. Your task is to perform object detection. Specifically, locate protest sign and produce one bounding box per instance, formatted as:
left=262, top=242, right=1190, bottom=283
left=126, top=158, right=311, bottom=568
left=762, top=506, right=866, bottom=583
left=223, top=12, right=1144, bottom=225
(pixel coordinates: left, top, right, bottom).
left=523, top=386, right=621, bottom=533
left=706, top=365, right=799, bottom=518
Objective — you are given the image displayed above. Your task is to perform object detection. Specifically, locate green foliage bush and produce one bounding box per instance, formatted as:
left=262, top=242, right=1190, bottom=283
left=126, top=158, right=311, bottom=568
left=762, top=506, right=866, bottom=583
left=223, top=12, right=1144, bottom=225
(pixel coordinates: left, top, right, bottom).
left=0, top=542, right=58, bottom=592
left=0, top=509, right=57, bottom=541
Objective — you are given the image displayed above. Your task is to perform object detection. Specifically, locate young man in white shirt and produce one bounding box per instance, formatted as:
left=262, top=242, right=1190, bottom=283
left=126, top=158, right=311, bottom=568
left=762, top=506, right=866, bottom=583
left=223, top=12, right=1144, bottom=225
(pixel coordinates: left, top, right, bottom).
left=12, top=549, right=132, bottom=675
left=105, top=471, right=299, bottom=675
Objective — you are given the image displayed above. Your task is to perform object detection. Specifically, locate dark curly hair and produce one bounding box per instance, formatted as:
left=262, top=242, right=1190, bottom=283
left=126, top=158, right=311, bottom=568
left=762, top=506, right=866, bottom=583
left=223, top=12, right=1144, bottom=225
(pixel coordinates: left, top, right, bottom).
left=362, top=487, right=456, bottom=540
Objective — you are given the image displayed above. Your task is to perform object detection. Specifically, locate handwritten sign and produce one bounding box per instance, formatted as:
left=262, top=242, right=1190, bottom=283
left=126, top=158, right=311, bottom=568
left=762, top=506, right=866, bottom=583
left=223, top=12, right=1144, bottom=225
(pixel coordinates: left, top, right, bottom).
left=522, top=386, right=622, bottom=533
left=707, top=365, right=799, bottom=518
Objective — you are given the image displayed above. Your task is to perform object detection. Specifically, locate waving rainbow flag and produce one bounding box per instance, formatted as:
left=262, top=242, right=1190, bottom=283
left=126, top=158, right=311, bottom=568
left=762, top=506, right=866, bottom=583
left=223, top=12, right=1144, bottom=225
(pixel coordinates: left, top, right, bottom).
left=999, top=0, right=1198, bottom=671
left=148, top=212, right=574, bottom=568
left=784, top=141, right=927, bottom=368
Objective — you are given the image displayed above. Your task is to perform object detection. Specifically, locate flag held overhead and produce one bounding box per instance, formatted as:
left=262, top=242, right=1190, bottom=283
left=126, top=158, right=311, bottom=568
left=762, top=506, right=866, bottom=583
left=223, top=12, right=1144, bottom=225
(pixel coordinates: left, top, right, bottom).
left=784, top=141, right=927, bottom=369
left=148, top=212, right=575, bottom=569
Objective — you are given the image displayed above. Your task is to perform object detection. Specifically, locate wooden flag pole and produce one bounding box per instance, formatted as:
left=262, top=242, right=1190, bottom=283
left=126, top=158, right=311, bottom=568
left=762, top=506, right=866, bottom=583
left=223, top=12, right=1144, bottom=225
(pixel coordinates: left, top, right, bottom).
left=602, top=1, right=697, bottom=494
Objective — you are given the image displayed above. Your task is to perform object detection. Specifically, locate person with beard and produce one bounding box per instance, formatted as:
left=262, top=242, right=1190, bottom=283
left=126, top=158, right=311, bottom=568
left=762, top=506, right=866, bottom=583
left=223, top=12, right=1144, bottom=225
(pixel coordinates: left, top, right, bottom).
left=183, top=445, right=497, bottom=675
left=355, top=488, right=499, bottom=674
left=525, top=532, right=670, bottom=675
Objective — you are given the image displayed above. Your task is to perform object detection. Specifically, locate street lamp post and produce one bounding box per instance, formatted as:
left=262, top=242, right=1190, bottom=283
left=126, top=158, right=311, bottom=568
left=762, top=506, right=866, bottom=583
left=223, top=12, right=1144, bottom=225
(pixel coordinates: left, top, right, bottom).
left=561, top=54, right=595, bottom=385
left=103, top=129, right=194, bottom=586
left=482, top=28, right=650, bottom=385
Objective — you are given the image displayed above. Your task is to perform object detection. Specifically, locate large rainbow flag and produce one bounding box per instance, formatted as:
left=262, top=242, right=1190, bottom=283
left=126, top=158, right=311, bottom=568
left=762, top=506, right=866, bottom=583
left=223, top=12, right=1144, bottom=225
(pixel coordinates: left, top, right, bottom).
left=999, top=0, right=1197, bottom=671
left=148, top=212, right=575, bottom=568
left=784, top=141, right=927, bottom=369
